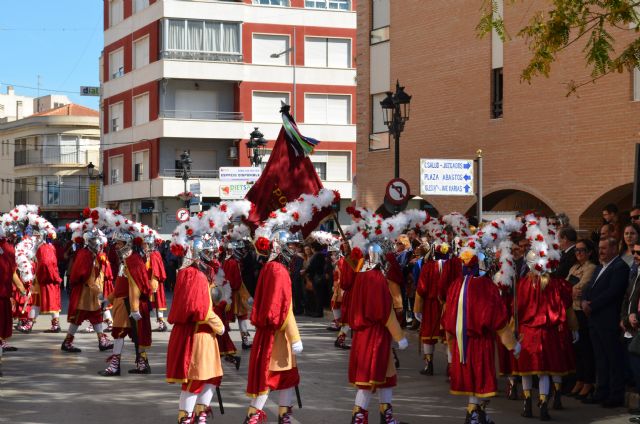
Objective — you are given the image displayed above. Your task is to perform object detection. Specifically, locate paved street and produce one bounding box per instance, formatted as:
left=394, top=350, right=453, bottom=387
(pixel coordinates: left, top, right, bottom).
left=0, top=298, right=636, bottom=424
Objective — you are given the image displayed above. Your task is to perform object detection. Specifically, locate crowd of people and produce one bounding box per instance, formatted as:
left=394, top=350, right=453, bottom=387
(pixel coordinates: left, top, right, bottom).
left=2, top=198, right=640, bottom=424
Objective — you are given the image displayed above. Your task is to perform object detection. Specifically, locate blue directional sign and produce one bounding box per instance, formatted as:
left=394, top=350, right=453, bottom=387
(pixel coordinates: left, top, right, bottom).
left=420, top=158, right=474, bottom=196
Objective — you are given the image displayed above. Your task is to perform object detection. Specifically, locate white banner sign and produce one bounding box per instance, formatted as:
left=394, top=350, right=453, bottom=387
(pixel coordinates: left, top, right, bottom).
left=420, top=158, right=474, bottom=196
left=219, top=167, right=261, bottom=199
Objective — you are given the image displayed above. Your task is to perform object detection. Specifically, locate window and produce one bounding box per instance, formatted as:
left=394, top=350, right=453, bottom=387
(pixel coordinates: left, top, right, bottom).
left=312, top=162, right=327, bottom=180
left=371, top=0, right=390, bottom=44
left=133, top=93, right=149, bottom=126
left=305, top=37, right=351, bottom=68
left=133, top=36, right=150, bottom=69
left=634, top=68, right=640, bottom=101
left=110, top=0, right=124, bottom=27
left=109, top=48, right=124, bottom=79
left=491, top=67, right=503, bottom=119
left=133, top=0, right=149, bottom=13
left=163, top=19, right=241, bottom=62
left=109, top=102, right=124, bottom=132
left=253, top=0, right=289, bottom=5
left=304, top=94, right=350, bottom=125
left=305, top=0, right=350, bottom=10
left=133, top=150, right=149, bottom=181
left=370, top=93, right=390, bottom=150
left=252, top=92, right=290, bottom=122
left=252, top=34, right=289, bottom=65
left=110, top=155, right=123, bottom=184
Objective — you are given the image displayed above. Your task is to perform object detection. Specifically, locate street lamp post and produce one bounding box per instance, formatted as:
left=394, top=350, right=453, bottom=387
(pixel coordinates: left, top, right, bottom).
left=380, top=80, right=412, bottom=179
left=179, top=150, right=192, bottom=208
left=270, top=27, right=296, bottom=119
left=246, top=127, right=268, bottom=167
left=87, top=161, right=103, bottom=208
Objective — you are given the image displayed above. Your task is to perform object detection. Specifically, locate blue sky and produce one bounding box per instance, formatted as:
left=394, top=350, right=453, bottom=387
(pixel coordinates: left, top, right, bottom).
left=0, top=1, right=103, bottom=110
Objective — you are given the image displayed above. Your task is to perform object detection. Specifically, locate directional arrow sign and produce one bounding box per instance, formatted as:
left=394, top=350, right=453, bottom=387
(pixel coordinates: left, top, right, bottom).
left=419, top=158, right=474, bottom=196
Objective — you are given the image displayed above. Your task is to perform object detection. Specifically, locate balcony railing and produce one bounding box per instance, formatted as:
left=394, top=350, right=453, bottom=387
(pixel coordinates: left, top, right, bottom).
left=161, top=50, right=243, bottom=63
left=162, top=169, right=220, bottom=179
left=159, top=110, right=244, bottom=121
left=14, top=149, right=92, bottom=167
left=15, top=188, right=89, bottom=207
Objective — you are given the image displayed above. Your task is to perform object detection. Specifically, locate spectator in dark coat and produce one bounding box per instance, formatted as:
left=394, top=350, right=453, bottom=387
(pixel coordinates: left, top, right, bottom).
left=582, top=237, right=630, bottom=408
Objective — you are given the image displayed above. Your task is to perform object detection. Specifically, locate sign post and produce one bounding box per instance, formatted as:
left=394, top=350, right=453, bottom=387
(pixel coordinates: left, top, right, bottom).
left=419, top=158, right=474, bottom=196
left=475, top=150, right=483, bottom=224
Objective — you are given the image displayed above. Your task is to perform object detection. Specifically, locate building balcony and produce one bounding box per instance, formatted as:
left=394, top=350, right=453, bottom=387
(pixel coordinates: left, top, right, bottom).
left=160, top=50, right=243, bottom=63
left=159, top=110, right=243, bottom=121
left=14, top=188, right=88, bottom=208
left=14, top=148, right=97, bottom=167
left=102, top=169, right=352, bottom=202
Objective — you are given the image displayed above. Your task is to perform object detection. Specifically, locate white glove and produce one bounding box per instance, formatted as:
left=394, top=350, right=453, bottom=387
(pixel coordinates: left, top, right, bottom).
left=512, top=341, right=521, bottom=359
left=397, top=337, right=409, bottom=350
left=414, top=312, right=423, bottom=322
left=247, top=297, right=254, bottom=307
left=292, top=341, right=303, bottom=354
left=218, top=326, right=225, bottom=336
left=572, top=330, right=579, bottom=344
left=130, top=311, right=142, bottom=321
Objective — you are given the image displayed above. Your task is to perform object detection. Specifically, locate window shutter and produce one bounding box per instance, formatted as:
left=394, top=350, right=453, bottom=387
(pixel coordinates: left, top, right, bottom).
left=252, top=34, right=289, bottom=65
left=252, top=92, right=289, bottom=122
left=327, top=38, right=350, bottom=68
left=304, top=38, right=327, bottom=67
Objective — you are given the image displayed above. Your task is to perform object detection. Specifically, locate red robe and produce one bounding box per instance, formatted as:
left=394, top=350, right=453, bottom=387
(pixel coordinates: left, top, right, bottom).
left=67, top=248, right=95, bottom=320
left=246, top=260, right=294, bottom=396
left=513, top=273, right=572, bottom=375
left=167, top=266, right=213, bottom=382
left=149, top=251, right=167, bottom=310
left=35, top=243, right=62, bottom=313
left=0, top=240, right=17, bottom=339
left=348, top=268, right=396, bottom=390
left=416, top=259, right=445, bottom=344
left=339, top=250, right=361, bottom=326
left=444, top=275, right=509, bottom=397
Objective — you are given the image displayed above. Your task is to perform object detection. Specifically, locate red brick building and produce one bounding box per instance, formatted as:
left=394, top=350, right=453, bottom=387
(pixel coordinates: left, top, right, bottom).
left=356, top=0, right=639, bottom=230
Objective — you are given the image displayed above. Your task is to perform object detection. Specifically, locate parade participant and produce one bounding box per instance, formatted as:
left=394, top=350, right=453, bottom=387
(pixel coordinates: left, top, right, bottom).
left=61, top=228, right=114, bottom=353
left=513, top=217, right=577, bottom=421
left=29, top=229, right=62, bottom=333
left=14, top=235, right=35, bottom=333
left=0, top=222, right=26, bottom=375
left=99, top=228, right=153, bottom=376
left=145, top=236, right=168, bottom=332
left=348, top=240, right=409, bottom=424
left=222, top=242, right=253, bottom=350
left=443, top=248, right=521, bottom=424
left=203, top=234, right=240, bottom=371
left=244, top=229, right=303, bottom=424
left=166, top=237, right=226, bottom=424
left=328, top=244, right=343, bottom=331
left=334, top=241, right=361, bottom=350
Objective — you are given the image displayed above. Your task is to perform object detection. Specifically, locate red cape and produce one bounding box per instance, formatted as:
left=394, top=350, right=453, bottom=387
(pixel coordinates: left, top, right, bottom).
left=36, top=243, right=62, bottom=285
left=347, top=268, right=393, bottom=387
left=167, top=266, right=211, bottom=382
left=69, top=248, right=93, bottom=288
left=126, top=253, right=152, bottom=296
left=222, top=257, right=243, bottom=291
left=439, top=256, right=462, bottom=301
left=0, top=240, right=17, bottom=298
left=246, top=260, right=292, bottom=396
left=149, top=251, right=166, bottom=283
left=385, top=253, right=404, bottom=287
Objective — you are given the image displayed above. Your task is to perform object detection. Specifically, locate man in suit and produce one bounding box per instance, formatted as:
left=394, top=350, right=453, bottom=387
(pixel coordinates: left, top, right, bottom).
left=556, top=227, right=578, bottom=279
left=582, top=237, right=630, bottom=408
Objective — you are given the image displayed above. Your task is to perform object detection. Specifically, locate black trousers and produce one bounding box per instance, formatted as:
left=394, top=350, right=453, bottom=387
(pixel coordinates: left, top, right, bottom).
left=574, top=310, right=595, bottom=384
left=590, top=324, right=625, bottom=401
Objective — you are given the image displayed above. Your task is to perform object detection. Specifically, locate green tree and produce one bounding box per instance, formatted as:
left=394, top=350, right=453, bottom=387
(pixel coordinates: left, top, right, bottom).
left=479, top=0, right=640, bottom=93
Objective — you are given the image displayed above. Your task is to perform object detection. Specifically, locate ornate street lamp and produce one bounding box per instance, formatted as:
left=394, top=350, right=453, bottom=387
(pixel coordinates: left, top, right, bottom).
left=247, top=127, right=268, bottom=167
left=179, top=150, right=192, bottom=207
left=380, top=80, right=412, bottom=179
left=87, top=161, right=103, bottom=180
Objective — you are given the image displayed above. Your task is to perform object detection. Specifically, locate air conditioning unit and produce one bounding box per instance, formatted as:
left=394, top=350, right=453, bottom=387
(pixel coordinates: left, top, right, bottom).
left=227, top=146, right=238, bottom=159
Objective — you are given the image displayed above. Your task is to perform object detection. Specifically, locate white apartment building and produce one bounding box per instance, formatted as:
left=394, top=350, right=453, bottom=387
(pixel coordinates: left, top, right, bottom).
left=0, top=104, right=101, bottom=226
left=0, top=86, right=34, bottom=123
left=101, top=0, right=356, bottom=233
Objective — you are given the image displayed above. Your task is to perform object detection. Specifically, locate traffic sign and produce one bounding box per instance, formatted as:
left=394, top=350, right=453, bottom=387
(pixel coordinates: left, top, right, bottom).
left=176, top=208, right=190, bottom=222
left=420, top=158, right=474, bottom=196
left=385, top=178, right=411, bottom=205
